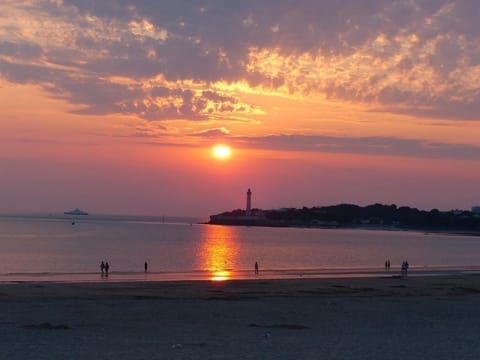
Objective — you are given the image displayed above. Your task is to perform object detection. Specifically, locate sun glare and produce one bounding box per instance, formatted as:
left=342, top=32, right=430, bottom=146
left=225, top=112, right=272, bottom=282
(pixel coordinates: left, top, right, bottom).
left=199, top=225, right=238, bottom=281
left=211, top=270, right=231, bottom=281
left=212, top=144, right=232, bottom=160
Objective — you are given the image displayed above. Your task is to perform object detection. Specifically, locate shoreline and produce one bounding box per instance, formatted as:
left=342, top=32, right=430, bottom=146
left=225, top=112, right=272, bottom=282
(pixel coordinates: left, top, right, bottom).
left=207, top=221, right=480, bottom=236
left=2, top=265, right=480, bottom=284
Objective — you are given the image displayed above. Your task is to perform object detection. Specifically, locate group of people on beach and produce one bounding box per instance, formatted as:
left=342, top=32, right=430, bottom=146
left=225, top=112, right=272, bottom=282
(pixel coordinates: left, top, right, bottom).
left=98, top=258, right=412, bottom=279
left=384, top=259, right=391, bottom=270
left=100, top=260, right=149, bottom=276
left=384, top=258, right=409, bottom=274
left=100, top=261, right=110, bottom=275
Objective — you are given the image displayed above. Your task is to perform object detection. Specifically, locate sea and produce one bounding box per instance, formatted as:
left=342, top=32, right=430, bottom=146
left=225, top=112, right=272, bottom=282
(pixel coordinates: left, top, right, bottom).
left=1, top=213, right=480, bottom=283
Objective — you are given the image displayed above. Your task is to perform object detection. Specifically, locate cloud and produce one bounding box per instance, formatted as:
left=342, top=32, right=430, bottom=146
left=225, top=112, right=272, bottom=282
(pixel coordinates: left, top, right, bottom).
left=1, top=1, right=480, bottom=120
left=114, top=87, right=255, bottom=121
left=234, top=134, right=480, bottom=160
left=191, top=127, right=231, bottom=138
left=0, top=41, right=42, bottom=59
left=126, top=130, right=480, bottom=161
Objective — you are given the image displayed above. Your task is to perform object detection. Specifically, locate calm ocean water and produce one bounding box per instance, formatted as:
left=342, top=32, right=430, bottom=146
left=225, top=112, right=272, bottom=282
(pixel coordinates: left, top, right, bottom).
left=1, top=214, right=480, bottom=282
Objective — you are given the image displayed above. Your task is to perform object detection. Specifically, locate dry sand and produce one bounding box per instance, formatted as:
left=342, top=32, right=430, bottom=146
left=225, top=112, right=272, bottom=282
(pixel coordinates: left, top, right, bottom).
left=2, top=275, right=480, bottom=359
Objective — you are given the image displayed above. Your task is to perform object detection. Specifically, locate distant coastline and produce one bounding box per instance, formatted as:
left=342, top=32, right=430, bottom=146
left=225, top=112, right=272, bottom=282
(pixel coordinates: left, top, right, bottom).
left=64, top=208, right=88, bottom=216
left=208, top=203, right=480, bottom=235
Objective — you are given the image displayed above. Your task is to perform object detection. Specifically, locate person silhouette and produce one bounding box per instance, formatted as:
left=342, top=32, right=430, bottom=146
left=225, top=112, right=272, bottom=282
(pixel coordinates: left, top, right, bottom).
left=100, top=261, right=105, bottom=274
left=254, top=261, right=259, bottom=274
left=105, top=261, right=110, bottom=275
left=144, top=261, right=148, bottom=273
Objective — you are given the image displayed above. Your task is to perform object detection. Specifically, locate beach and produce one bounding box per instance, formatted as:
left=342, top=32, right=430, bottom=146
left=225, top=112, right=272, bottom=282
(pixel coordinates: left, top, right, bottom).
left=2, top=275, right=480, bottom=359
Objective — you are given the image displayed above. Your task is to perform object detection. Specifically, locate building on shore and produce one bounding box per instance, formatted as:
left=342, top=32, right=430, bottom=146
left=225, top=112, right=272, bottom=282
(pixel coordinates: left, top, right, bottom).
left=209, top=188, right=266, bottom=226
left=246, top=188, right=252, bottom=216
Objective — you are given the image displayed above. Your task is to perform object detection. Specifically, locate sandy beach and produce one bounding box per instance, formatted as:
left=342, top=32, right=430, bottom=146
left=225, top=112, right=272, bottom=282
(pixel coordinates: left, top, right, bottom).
left=2, top=275, right=480, bottom=359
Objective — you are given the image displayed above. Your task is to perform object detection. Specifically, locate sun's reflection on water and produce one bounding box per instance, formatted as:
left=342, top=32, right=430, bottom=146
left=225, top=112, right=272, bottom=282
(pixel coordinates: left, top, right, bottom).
left=198, top=225, right=239, bottom=281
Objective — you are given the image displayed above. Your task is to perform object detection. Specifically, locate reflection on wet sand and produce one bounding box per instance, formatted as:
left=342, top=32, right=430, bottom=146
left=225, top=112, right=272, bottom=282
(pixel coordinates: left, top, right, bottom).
left=198, top=225, right=239, bottom=281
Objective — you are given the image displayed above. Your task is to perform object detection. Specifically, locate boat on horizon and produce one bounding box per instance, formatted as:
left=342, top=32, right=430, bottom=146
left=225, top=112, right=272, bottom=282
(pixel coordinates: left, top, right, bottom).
left=64, top=208, right=89, bottom=216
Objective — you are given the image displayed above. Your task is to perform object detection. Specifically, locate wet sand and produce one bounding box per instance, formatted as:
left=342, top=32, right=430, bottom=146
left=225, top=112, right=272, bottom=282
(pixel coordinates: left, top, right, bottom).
left=2, top=275, right=480, bottom=359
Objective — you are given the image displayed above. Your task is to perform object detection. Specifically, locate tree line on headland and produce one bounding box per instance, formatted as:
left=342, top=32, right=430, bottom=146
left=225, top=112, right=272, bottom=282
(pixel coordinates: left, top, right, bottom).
left=209, top=203, right=480, bottom=232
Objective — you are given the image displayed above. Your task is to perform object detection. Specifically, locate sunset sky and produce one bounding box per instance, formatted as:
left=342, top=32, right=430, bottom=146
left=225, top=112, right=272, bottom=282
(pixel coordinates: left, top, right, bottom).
left=1, top=0, right=480, bottom=217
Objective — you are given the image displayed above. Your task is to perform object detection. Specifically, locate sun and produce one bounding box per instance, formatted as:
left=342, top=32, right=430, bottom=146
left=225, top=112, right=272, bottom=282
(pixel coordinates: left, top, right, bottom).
left=212, top=144, right=232, bottom=160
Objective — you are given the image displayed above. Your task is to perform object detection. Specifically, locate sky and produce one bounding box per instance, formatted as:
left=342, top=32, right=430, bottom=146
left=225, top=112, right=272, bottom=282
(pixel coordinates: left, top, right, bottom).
left=1, top=0, right=480, bottom=217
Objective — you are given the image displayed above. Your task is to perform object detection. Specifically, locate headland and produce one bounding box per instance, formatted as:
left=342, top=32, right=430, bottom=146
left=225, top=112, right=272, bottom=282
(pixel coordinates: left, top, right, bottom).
left=210, top=198, right=480, bottom=234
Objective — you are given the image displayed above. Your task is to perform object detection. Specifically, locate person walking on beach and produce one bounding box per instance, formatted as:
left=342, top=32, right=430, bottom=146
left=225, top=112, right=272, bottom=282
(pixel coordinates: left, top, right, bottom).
left=144, top=261, right=148, bottom=273
left=100, top=261, right=105, bottom=274
left=255, top=261, right=259, bottom=274
left=105, top=261, right=110, bottom=275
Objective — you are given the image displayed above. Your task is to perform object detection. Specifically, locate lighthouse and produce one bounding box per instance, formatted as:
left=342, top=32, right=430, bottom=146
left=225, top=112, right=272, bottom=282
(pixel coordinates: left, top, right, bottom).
left=246, top=188, right=252, bottom=215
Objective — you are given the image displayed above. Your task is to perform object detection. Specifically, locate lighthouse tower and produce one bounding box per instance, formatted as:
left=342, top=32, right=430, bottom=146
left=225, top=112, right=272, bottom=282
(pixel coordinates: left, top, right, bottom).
left=246, top=188, right=252, bottom=215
